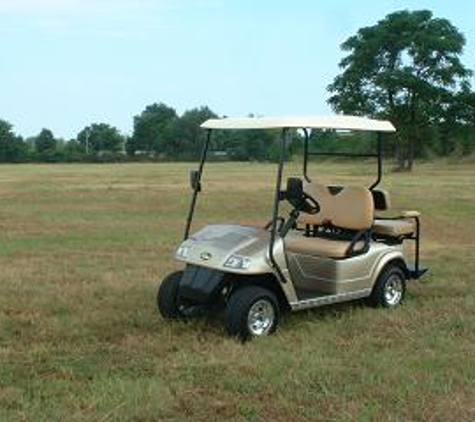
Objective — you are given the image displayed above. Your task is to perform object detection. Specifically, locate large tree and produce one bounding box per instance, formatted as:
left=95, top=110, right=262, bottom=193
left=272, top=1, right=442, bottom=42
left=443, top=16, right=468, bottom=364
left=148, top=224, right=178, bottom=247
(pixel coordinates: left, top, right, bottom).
left=128, top=103, right=177, bottom=156
left=437, top=85, right=475, bottom=155
left=328, top=10, right=473, bottom=170
left=77, top=123, right=124, bottom=154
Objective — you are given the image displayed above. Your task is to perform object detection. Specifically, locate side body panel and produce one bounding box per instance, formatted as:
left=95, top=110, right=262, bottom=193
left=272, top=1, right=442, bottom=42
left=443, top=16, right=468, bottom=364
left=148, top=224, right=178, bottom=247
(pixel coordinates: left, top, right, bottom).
left=287, top=243, right=405, bottom=295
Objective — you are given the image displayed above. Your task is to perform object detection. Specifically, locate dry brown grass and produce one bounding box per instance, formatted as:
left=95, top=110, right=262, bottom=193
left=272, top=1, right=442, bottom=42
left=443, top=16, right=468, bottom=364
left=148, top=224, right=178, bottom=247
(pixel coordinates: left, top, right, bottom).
left=0, top=161, right=474, bottom=421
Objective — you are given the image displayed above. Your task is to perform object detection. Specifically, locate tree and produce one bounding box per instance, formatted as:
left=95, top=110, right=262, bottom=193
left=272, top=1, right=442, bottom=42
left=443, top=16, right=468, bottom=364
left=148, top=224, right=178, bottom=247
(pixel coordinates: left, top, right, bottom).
left=173, top=106, right=217, bottom=158
left=437, top=86, right=475, bottom=155
left=0, top=119, right=28, bottom=162
left=128, top=103, right=177, bottom=156
left=328, top=10, right=473, bottom=170
left=225, top=128, right=276, bottom=161
left=35, top=129, right=57, bottom=154
left=77, top=123, right=124, bottom=154
left=63, top=139, right=84, bottom=161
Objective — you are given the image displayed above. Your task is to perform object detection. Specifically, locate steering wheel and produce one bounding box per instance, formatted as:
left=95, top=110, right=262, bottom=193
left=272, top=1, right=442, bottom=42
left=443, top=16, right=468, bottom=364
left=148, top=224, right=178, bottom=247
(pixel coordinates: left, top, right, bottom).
left=300, top=192, right=320, bottom=214
left=285, top=178, right=321, bottom=215
left=288, top=191, right=320, bottom=214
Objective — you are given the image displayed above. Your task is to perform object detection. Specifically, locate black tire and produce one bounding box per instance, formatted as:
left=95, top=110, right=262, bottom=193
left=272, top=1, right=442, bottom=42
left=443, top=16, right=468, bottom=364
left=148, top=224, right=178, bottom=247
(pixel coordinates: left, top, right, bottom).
left=157, top=271, right=184, bottom=319
left=367, top=264, right=406, bottom=308
left=225, top=286, right=280, bottom=341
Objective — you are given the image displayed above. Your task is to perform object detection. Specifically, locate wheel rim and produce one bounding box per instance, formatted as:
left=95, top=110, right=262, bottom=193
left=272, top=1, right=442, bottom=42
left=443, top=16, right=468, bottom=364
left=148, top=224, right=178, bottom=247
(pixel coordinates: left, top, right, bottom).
left=247, top=299, right=275, bottom=337
left=384, top=274, right=404, bottom=306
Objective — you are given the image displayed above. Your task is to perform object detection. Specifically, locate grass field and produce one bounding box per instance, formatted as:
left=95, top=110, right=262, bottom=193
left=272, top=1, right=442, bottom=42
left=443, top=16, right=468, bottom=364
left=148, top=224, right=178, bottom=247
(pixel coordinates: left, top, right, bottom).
left=1, top=161, right=474, bottom=421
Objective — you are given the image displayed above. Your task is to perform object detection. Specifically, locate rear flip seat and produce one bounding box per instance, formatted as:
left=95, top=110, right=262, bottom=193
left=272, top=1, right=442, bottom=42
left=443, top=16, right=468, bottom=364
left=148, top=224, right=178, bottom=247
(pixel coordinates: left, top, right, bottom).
left=371, top=189, right=418, bottom=237
left=373, top=219, right=414, bottom=237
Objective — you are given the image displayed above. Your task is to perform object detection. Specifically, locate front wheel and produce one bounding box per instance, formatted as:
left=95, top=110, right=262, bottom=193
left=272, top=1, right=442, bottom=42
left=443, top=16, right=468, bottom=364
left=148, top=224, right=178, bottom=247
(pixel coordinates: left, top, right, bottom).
left=368, top=264, right=406, bottom=308
left=157, top=271, right=184, bottom=319
left=225, top=286, right=280, bottom=341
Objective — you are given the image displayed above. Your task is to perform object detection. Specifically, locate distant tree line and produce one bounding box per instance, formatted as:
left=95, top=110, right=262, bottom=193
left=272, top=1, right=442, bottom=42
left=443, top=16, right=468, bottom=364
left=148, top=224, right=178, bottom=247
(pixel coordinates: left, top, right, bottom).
left=1, top=98, right=473, bottom=166
left=1, top=9, right=474, bottom=168
left=0, top=105, right=296, bottom=164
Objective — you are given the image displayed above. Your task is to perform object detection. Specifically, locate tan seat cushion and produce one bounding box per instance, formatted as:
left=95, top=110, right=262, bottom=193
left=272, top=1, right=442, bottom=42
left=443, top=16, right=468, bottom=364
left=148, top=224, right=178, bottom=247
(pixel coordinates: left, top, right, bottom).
left=373, top=219, right=414, bottom=237
left=285, top=232, right=365, bottom=259
left=298, top=184, right=374, bottom=231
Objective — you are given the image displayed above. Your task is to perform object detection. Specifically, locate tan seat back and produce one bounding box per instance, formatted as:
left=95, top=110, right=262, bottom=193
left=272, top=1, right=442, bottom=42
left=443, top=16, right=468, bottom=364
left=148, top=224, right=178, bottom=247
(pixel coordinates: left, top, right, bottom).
left=298, top=184, right=374, bottom=231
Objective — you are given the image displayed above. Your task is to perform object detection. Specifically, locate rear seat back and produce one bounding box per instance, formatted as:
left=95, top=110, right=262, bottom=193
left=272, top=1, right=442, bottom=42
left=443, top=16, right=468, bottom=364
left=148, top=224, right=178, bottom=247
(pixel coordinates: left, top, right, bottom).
left=372, top=188, right=391, bottom=211
left=298, top=183, right=374, bottom=231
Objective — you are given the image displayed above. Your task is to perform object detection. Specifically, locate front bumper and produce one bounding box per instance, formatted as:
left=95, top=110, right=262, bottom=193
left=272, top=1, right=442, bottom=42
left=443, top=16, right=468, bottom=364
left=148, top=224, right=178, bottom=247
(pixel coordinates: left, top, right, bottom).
left=179, top=265, right=227, bottom=305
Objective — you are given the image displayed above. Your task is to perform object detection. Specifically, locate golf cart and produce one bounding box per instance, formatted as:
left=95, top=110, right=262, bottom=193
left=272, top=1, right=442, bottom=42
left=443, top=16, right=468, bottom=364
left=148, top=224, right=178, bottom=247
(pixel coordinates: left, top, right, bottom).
left=157, top=116, right=427, bottom=340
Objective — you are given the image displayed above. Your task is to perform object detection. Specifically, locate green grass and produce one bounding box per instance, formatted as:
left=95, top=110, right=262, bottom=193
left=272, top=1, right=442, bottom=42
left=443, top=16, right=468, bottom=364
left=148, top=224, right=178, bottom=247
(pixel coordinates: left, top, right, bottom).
left=0, top=161, right=474, bottom=421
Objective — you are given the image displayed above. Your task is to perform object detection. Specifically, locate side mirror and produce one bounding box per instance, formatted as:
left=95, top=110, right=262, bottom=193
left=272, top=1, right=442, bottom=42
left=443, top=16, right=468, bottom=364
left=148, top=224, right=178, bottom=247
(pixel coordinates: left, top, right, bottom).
left=286, top=177, right=303, bottom=202
left=190, top=169, right=201, bottom=192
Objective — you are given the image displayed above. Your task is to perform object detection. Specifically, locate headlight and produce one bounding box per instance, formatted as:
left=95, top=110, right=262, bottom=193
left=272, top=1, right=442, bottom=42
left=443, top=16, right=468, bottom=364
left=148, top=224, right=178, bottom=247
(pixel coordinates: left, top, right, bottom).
left=224, top=255, right=252, bottom=270
left=176, top=246, right=190, bottom=259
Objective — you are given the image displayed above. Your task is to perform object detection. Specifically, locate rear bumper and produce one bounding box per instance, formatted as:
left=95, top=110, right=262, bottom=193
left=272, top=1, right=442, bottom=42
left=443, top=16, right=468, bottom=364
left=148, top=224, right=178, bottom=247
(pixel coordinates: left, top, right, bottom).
left=405, top=266, right=429, bottom=280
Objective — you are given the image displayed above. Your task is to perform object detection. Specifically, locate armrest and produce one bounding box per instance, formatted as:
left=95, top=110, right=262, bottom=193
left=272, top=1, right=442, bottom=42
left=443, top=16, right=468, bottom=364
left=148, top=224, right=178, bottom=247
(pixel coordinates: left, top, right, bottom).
left=346, top=229, right=370, bottom=257
left=401, top=210, right=420, bottom=218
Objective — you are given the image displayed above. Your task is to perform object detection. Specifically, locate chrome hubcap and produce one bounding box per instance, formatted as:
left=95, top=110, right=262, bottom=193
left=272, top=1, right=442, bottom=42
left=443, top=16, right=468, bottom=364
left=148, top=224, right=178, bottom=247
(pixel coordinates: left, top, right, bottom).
left=247, top=299, right=275, bottom=337
left=384, top=275, right=403, bottom=306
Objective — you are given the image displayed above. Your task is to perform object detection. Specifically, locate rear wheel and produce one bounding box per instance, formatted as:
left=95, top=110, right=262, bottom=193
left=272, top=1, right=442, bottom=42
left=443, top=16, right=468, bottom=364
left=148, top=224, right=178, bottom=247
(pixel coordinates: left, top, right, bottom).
left=225, top=286, right=280, bottom=340
left=157, top=271, right=184, bottom=319
left=368, top=264, right=406, bottom=308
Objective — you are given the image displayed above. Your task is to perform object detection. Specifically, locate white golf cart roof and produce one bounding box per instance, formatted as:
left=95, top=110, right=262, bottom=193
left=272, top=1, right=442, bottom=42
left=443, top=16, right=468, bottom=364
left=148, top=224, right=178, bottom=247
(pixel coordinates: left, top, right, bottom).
left=201, top=115, right=395, bottom=132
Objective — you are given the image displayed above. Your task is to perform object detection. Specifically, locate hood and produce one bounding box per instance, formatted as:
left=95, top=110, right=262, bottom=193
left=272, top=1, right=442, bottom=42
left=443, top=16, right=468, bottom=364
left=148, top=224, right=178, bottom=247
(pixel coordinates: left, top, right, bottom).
left=175, top=224, right=273, bottom=274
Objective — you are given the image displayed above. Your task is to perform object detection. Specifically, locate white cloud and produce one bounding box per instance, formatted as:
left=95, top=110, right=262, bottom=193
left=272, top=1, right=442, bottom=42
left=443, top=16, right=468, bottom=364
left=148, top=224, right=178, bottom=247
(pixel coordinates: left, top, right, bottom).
left=0, top=0, right=219, bottom=15
left=0, top=0, right=220, bottom=38
left=0, top=1, right=158, bottom=38
left=0, top=0, right=76, bottom=13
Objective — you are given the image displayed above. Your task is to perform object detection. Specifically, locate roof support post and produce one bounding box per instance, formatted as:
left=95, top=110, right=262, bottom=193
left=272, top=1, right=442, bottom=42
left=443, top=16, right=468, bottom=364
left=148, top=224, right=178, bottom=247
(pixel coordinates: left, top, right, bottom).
left=303, top=128, right=310, bottom=182
left=268, top=128, right=289, bottom=283
left=370, top=132, right=383, bottom=190
left=184, top=129, right=211, bottom=240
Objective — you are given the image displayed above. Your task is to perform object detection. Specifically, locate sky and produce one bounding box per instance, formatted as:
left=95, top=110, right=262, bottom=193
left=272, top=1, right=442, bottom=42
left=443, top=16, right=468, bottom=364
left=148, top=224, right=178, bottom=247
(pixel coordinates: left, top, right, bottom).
left=1, top=0, right=475, bottom=139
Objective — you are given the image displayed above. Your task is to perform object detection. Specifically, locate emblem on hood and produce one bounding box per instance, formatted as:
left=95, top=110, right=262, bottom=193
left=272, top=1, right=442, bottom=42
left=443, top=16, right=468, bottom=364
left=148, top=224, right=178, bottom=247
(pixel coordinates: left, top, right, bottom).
left=200, top=252, right=212, bottom=261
